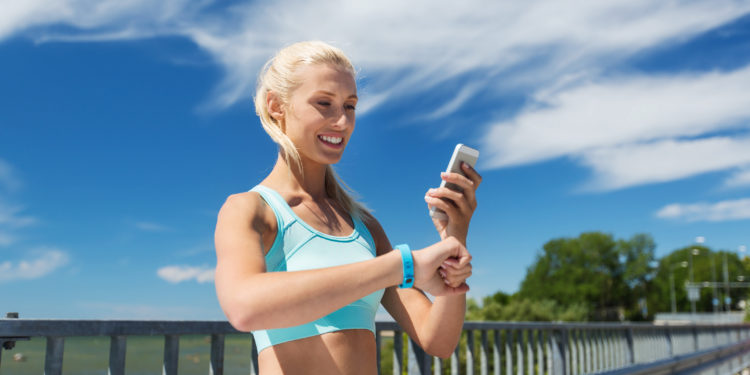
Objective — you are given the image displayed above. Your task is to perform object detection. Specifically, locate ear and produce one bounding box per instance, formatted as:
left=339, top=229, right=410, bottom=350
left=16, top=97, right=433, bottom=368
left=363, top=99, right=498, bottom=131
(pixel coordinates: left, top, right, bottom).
left=267, top=91, right=285, bottom=123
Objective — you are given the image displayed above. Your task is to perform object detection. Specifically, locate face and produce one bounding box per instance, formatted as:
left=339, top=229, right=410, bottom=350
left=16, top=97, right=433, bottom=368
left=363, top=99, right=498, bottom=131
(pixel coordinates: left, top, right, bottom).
left=278, top=63, right=357, bottom=166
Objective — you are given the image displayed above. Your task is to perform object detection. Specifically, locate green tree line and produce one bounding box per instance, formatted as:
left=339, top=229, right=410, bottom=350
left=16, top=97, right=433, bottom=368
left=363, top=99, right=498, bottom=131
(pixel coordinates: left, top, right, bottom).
left=469, top=231, right=749, bottom=322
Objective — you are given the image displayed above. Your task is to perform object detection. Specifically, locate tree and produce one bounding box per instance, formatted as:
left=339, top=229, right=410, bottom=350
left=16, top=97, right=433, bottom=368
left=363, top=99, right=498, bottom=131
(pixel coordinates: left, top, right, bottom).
left=517, top=232, right=656, bottom=321
left=651, top=246, right=748, bottom=314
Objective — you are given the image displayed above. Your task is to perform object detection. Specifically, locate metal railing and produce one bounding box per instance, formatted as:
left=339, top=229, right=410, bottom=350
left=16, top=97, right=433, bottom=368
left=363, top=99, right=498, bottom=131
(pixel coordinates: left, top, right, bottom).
left=2, top=316, right=750, bottom=374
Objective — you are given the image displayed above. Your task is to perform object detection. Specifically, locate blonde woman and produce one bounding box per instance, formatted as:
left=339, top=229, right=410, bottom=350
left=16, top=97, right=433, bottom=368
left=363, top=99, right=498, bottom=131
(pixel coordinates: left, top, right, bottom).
left=214, top=41, right=481, bottom=374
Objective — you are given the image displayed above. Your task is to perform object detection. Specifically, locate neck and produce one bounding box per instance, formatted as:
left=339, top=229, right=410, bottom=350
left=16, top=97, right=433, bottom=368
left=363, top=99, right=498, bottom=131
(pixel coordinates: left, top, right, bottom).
left=266, top=152, right=329, bottom=200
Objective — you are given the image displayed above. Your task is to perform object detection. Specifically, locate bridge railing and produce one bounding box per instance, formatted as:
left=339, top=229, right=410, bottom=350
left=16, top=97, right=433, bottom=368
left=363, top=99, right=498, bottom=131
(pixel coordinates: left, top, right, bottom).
left=2, top=316, right=750, bottom=374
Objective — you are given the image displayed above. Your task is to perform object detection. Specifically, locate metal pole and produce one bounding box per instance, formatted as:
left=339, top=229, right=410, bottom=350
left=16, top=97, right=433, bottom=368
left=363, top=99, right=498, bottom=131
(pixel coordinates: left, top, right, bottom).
left=723, top=252, right=730, bottom=312
left=711, top=254, right=718, bottom=314
left=690, top=251, right=696, bottom=314
left=670, top=270, right=677, bottom=314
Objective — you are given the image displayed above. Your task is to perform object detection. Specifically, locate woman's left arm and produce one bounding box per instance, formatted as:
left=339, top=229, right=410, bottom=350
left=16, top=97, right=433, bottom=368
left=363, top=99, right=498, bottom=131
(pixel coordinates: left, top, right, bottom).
left=366, top=215, right=471, bottom=359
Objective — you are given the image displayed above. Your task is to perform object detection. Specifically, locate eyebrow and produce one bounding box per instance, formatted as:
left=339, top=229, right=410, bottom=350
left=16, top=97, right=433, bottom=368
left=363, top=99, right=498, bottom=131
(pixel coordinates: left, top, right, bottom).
left=314, top=90, right=358, bottom=100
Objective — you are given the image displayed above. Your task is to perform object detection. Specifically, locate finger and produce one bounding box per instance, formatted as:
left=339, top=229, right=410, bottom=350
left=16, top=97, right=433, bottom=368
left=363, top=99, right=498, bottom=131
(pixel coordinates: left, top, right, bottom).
left=445, top=282, right=470, bottom=295
left=443, top=265, right=472, bottom=280
left=424, top=195, right=459, bottom=219
left=439, top=173, right=477, bottom=210
left=440, top=171, right=475, bottom=193
left=461, top=162, right=483, bottom=188
left=444, top=270, right=472, bottom=285
left=428, top=187, right=471, bottom=216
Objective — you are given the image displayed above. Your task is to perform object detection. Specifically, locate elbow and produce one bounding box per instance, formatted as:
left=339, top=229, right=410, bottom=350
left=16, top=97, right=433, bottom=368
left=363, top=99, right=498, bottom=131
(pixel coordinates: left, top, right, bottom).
left=426, top=345, right=455, bottom=360
left=223, top=304, right=264, bottom=333
left=226, top=310, right=255, bottom=332
left=421, top=339, right=458, bottom=359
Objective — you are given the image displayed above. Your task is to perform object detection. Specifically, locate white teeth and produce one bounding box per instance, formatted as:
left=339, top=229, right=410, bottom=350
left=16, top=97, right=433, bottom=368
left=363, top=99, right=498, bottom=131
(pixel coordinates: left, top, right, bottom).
left=319, top=135, right=343, bottom=144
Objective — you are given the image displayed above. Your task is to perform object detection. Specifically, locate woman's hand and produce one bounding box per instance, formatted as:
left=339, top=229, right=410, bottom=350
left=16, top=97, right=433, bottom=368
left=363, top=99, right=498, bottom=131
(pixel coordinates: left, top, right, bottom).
left=411, top=237, right=472, bottom=296
left=424, top=162, right=482, bottom=244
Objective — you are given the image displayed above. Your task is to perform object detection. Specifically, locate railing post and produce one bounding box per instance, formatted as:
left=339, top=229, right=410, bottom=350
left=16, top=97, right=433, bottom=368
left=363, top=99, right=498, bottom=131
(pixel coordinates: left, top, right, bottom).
left=410, top=337, right=432, bottom=375
left=553, top=329, right=567, bottom=375
left=108, top=335, right=126, bottom=375
left=625, top=328, right=635, bottom=365
left=163, top=334, right=179, bottom=375
left=45, top=336, right=65, bottom=375
left=376, top=330, right=382, bottom=375
left=250, top=337, right=258, bottom=375
left=480, top=329, right=488, bottom=375
left=506, top=330, right=513, bottom=375
left=665, top=327, right=674, bottom=358
left=210, top=334, right=225, bottom=375
left=494, top=330, right=501, bottom=375
left=452, top=340, right=460, bottom=375
left=467, top=329, right=475, bottom=375
left=394, top=329, right=404, bottom=375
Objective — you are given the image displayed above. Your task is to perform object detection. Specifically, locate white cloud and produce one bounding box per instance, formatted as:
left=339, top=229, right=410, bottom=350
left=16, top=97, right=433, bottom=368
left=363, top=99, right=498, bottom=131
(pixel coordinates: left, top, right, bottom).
left=157, top=265, right=214, bottom=284
left=580, top=137, right=750, bottom=191
left=483, top=67, right=750, bottom=190
left=0, top=248, right=70, bottom=282
left=76, top=301, right=218, bottom=320
left=725, top=168, right=750, bottom=188
left=134, top=221, right=171, bottom=232
left=3, top=0, right=748, bottom=111
left=656, top=198, right=750, bottom=222
left=0, top=160, right=36, bottom=247
left=4, top=0, right=750, bottom=190
left=0, top=158, right=22, bottom=192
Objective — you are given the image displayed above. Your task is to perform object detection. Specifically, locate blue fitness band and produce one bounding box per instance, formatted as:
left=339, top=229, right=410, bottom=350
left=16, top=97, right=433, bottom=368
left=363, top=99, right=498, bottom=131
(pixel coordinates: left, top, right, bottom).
left=396, top=244, right=414, bottom=288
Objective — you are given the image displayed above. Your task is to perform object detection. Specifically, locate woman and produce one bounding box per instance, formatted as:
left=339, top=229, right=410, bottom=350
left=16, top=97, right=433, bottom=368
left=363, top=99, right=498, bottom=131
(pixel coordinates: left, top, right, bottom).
left=214, top=41, right=481, bottom=374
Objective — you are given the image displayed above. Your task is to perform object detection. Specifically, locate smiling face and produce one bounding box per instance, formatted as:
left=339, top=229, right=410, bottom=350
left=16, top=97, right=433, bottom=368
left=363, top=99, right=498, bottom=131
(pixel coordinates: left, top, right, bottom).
left=279, top=63, right=358, bottom=166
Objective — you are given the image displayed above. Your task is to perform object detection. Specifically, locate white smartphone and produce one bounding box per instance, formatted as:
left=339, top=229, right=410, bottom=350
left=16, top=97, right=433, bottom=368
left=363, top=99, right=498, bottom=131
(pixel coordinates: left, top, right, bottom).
left=429, top=144, right=480, bottom=221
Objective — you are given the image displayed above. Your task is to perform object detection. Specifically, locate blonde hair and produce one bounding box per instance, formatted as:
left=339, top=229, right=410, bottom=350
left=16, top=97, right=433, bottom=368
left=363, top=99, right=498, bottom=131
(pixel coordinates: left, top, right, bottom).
left=254, top=41, right=369, bottom=219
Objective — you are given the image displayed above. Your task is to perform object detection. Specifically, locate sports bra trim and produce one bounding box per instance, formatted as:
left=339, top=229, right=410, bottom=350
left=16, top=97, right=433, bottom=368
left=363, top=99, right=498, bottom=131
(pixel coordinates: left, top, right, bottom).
left=253, top=184, right=364, bottom=242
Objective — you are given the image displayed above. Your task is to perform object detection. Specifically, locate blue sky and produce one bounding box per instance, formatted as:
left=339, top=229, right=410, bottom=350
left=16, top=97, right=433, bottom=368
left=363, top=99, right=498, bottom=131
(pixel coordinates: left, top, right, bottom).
left=1, top=1, right=750, bottom=320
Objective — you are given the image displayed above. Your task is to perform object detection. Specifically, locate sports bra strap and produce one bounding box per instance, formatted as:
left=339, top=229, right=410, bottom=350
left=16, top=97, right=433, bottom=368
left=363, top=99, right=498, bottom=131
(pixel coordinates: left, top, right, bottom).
left=250, top=185, right=296, bottom=228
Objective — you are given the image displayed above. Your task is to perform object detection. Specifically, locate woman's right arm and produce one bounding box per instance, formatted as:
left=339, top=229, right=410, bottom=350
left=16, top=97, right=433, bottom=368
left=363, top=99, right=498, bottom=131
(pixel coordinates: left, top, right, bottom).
left=214, top=193, right=467, bottom=332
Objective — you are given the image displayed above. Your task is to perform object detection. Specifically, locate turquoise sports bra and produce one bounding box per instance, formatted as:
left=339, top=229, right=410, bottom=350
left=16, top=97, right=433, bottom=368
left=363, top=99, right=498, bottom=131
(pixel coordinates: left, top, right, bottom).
left=249, top=185, right=385, bottom=353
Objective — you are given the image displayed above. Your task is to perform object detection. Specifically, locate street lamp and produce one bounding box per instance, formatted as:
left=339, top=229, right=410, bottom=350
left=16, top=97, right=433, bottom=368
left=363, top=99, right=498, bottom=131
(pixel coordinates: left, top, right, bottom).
left=689, top=247, right=700, bottom=314
left=671, top=261, right=688, bottom=314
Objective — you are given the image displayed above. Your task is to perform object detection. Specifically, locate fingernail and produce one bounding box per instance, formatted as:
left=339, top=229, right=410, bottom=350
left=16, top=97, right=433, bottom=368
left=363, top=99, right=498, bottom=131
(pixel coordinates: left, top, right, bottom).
left=428, top=188, right=436, bottom=195
left=444, top=278, right=451, bottom=285
left=439, top=270, right=446, bottom=278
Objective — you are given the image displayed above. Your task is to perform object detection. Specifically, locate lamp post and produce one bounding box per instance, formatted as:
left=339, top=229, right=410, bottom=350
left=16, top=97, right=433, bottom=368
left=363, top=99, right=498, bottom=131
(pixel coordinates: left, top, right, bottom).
left=670, top=261, right=688, bottom=314
left=689, top=247, right=700, bottom=314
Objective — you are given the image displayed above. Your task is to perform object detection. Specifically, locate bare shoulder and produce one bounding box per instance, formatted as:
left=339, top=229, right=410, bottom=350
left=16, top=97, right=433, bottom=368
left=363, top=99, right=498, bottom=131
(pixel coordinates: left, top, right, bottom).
left=360, top=210, right=392, bottom=255
left=216, top=191, right=274, bottom=240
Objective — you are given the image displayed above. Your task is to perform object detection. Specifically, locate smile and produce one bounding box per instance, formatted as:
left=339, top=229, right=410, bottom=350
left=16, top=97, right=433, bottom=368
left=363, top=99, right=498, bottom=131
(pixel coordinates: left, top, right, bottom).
left=318, top=135, right=343, bottom=145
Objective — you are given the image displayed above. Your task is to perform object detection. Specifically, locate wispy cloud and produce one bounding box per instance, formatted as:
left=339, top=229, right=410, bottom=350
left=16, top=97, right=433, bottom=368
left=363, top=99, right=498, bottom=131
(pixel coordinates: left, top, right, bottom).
left=725, top=168, right=750, bottom=188
left=3, top=1, right=750, bottom=191
left=157, top=264, right=214, bottom=283
left=0, top=248, right=70, bottom=282
left=0, top=158, right=22, bottom=193
left=656, top=198, right=750, bottom=222
left=134, top=221, right=171, bottom=232
left=483, top=67, right=750, bottom=191
left=0, top=160, right=36, bottom=246
left=76, top=301, right=218, bottom=320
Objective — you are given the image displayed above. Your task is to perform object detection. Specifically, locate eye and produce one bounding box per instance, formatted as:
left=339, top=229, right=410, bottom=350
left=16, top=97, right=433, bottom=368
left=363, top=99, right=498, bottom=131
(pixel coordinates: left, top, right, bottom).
left=317, top=101, right=331, bottom=107
left=345, top=104, right=356, bottom=111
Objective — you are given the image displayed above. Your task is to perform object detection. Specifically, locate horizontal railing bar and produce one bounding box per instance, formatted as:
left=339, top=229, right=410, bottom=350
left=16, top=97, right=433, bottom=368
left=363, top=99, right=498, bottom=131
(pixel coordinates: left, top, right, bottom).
left=2, top=319, right=746, bottom=338
left=0, top=320, right=241, bottom=336
left=596, top=338, right=750, bottom=375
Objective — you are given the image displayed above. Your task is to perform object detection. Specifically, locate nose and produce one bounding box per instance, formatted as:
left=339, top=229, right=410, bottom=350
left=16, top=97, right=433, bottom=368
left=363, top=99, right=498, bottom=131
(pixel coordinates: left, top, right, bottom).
left=331, top=109, right=352, bottom=130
